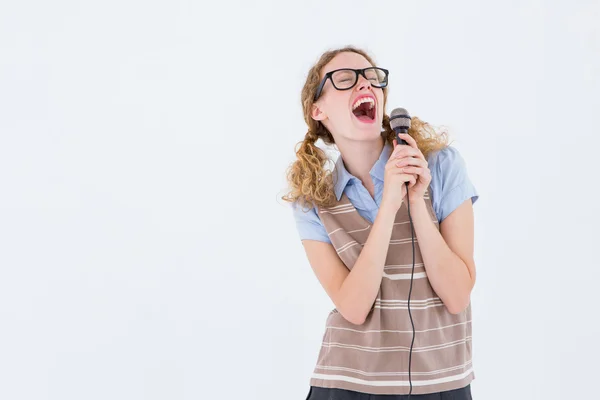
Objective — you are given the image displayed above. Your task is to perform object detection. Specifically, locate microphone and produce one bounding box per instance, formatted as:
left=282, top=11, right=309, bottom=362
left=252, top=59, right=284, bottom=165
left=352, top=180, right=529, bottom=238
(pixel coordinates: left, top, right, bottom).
left=389, top=107, right=411, bottom=146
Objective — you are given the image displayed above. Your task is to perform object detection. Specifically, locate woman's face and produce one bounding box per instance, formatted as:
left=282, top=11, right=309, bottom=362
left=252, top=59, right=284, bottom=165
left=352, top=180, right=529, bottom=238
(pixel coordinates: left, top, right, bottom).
left=311, top=52, right=385, bottom=143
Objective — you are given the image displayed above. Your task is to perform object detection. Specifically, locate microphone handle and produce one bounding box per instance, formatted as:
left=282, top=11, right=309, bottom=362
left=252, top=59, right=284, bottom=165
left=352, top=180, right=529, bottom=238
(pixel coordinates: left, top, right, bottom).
left=395, top=128, right=409, bottom=146
left=394, top=128, right=409, bottom=187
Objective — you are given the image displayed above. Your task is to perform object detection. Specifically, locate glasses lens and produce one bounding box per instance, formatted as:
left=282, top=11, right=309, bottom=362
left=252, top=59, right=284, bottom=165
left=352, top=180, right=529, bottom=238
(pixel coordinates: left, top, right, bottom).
left=365, top=68, right=388, bottom=87
left=331, top=69, right=357, bottom=89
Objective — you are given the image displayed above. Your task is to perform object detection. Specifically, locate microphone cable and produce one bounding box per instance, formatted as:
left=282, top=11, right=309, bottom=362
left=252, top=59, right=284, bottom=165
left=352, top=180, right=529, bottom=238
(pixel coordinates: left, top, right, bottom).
left=405, top=186, right=416, bottom=399
left=389, top=107, right=416, bottom=398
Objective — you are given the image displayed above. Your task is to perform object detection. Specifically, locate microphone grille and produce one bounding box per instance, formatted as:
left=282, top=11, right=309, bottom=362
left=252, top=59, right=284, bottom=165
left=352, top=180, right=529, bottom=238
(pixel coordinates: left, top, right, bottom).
left=390, top=107, right=411, bottom=131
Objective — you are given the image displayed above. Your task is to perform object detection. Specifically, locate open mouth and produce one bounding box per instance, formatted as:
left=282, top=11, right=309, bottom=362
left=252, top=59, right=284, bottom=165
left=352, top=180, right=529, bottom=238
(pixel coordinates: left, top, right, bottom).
left=352, top=97, right=376, bottom=122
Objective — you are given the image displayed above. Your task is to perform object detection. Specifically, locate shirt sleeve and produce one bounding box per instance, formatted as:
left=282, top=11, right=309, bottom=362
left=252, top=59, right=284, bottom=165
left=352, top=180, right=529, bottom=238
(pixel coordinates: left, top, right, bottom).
left=428, top=146, right=479, bottom=223
left=291, top=201, right=332, bottom=244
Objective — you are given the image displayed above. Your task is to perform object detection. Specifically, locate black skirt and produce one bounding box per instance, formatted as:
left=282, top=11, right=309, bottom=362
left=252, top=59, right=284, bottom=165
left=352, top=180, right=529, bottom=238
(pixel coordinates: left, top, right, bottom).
left=304, top=384, right=472, bottom=400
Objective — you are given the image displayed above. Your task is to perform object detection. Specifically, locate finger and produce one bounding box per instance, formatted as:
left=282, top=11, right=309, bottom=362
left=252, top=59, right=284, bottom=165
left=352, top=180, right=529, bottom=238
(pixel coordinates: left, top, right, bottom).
left=396, top=134, right=425, bottom=160
left=391, top=142, right=409, bottom=158
left=387, top=150, right=411, bottom=168
left=395, top=170, right=417, bottom=181
left=400, top=173, right=417, bottom=184
left=397, top=133, right=417, bottom=149
left=408, top=173, right=419, bottom=185
left=398, top=166, right=424, bottom=176
left=391, top=147, right=417, bottom=161
left=388, top=166, right=415, bottom=179
left=396, top=157, right=427, bottom=168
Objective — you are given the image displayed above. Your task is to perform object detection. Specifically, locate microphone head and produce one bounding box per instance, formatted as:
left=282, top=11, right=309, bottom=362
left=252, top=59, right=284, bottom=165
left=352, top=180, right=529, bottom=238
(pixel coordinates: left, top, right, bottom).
left=389, top=107, right=411, bottom=132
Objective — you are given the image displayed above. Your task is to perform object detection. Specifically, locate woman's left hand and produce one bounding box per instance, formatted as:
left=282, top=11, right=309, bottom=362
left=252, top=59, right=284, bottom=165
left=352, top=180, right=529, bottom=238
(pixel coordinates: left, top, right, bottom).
left=392, top=133, right=431, bottom=203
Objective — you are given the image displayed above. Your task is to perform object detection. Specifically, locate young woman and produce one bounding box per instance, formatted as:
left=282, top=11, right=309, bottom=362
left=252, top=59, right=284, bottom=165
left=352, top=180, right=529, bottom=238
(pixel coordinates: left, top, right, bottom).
left=283, top=46, right=479, bottom=400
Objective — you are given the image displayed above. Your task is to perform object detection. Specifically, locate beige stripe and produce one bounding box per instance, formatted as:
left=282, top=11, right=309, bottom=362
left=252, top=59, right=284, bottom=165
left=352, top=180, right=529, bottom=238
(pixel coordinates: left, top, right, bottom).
left=328, top=225, right=370, bottom=235
left=320, top=204, right=354, bottom=213
left=326, top=303, right=471, bottom=342
left=322, top=336, right=472, bottom=353
left=336, top=241, right=360, bottom=254
left=377, top=297, right=442, bottom=304
left=393, top=220, right=437, bottom=225
left=320, top=209, right=356, bottom=215
left=389, top=238, right=417, bottom=245
left=384, top=262, right=424, bottom=270
left=325, top=203, right=354, bottom=210
left=315, top=360, right=472, bottom=377
left=382, top=271, right=427, bottom=280
left=374, top=303, right=443, bottom=310
left=326, top=324, right=472, bottom=349
left=325, top=320, right=472, bottom=335
left=319, top=330, right=472, bottom=370
left=311, top=367, right=473, bottom=387
left=383, top=265, right=426, bottom=274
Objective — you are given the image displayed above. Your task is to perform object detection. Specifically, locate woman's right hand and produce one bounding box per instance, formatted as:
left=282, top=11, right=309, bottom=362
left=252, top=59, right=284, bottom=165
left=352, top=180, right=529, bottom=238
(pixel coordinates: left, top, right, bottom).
left=381, top=139, right=417, bottom=212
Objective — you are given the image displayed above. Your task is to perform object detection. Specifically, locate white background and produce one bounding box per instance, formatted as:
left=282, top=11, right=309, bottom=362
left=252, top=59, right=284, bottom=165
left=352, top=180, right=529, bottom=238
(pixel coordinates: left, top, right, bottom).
left=1, top=1, right=599, bottom=399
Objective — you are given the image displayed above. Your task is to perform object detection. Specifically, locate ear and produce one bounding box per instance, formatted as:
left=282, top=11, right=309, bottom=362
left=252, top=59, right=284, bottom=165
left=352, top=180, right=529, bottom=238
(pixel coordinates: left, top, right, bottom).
left=311, top=103, right=327, bottom=121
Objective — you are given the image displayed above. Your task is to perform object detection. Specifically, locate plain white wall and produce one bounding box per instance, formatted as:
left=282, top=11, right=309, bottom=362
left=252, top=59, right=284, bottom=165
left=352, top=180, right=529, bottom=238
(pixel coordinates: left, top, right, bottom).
left=1, top=0, right=598, bottom=399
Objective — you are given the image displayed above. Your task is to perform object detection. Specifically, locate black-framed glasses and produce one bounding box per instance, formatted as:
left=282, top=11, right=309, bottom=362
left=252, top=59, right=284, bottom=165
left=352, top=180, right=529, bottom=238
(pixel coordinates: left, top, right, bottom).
left=314, top=67, right=389, bottom=101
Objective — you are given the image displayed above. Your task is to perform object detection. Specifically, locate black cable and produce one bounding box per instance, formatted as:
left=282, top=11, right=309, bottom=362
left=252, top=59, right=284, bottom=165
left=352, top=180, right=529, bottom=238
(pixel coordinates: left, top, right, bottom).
left=405, top=186, right=416, bottom=399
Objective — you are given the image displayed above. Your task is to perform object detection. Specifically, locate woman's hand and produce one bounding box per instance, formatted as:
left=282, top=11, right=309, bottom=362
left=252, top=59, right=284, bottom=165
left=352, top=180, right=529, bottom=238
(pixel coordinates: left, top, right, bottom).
left=381, top=140, right=417, bottom=212
left=392, top=134, right=431, bottom=203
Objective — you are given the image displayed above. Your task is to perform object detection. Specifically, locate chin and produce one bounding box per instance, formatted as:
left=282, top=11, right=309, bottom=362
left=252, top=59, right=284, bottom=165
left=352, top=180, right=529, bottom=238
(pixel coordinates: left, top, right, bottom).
left=350, top=124, right=383, bottom=142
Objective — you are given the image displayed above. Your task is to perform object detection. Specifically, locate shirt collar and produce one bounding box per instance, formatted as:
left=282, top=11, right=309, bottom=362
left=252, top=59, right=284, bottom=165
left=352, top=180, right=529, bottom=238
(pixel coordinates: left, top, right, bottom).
left=333, top=141, right=393, bottom=201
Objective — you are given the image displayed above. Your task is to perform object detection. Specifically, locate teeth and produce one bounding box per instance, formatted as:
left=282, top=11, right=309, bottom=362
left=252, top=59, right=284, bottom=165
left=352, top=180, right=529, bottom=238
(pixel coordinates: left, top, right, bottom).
left=352, top=97, right=375, bottom=110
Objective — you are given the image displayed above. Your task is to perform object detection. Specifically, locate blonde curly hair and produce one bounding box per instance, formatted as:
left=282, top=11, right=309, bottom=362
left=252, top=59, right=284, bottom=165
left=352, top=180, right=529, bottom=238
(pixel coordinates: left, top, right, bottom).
left=282, top=46, right=449, bottom=209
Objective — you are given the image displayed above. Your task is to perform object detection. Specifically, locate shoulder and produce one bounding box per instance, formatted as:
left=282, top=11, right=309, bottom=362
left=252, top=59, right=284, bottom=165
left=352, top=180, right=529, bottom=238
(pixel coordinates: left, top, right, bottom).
left=291, top=201, right=332, bottom=244
left=427, top=146, right=464, bottom=176
left=427, top=146, right=479, bottom=222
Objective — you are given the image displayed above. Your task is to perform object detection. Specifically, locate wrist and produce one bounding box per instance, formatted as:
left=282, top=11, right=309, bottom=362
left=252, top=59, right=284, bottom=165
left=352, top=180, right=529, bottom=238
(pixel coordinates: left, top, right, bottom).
left=408, top=195, right=427, bottom=207
left=380, top=198, right=402, bottom=215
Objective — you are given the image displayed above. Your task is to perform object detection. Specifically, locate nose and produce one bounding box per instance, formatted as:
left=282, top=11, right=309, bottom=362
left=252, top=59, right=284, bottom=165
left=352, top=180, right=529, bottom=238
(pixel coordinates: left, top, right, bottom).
left=356, top=73, right=372, bottom=92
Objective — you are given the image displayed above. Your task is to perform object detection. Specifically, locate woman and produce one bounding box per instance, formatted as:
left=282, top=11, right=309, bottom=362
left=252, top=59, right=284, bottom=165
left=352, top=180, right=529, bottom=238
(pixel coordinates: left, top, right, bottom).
left=283, top=46, right=479, bottom=400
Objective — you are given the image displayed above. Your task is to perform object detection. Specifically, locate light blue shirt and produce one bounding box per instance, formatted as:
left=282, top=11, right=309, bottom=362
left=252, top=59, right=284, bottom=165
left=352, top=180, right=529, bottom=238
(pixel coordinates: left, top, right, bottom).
left=291, top=142, right=478, bottom=243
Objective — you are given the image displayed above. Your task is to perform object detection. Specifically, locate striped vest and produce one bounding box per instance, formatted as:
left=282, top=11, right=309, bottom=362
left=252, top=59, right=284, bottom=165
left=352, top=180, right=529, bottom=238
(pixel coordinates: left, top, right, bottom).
left=310, top=188, right=474, bottom=395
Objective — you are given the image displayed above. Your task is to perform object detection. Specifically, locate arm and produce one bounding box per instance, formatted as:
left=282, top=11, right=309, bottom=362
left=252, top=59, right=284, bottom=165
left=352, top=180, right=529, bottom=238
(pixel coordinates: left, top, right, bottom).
left=408, top=197, right=476, bottom=314
left=302, top=202, right=399, bottom=325
left=298, top=142, right=419, bottom=325
left=393, top=134, right=477, bottom=314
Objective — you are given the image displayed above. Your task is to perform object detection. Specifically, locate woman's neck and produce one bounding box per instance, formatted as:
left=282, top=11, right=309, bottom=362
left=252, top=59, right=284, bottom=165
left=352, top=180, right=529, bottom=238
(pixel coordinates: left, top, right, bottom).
left=336, top=136, right=385, bottom=194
